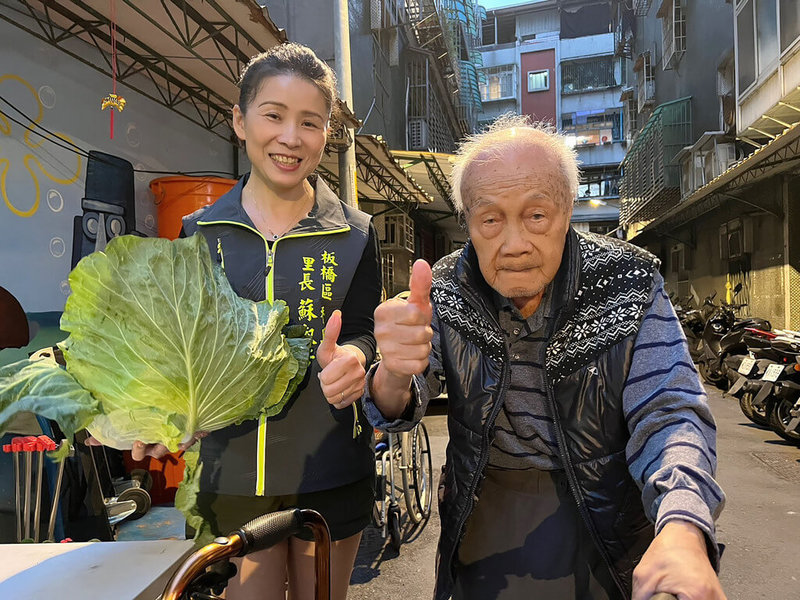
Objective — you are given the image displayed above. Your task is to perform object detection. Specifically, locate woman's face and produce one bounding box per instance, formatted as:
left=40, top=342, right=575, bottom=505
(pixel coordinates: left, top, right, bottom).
left=233, top=73, right=329, bottom=195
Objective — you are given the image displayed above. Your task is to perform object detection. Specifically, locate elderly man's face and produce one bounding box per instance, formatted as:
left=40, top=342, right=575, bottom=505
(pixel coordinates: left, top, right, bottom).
left=463, top=145, right=572, bottom=312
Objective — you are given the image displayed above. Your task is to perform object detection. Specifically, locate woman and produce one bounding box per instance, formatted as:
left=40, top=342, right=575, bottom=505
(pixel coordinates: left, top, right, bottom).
left=175, top=43, right=381, bottom=599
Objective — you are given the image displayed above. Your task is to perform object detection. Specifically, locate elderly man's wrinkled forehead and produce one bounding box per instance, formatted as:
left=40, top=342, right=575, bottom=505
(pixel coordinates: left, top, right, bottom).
left=461, top=142, right=572, bottom=212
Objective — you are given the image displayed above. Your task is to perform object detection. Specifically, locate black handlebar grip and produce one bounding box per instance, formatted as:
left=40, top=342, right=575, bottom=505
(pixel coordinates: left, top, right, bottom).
left=235, top=508, right=304, bottom=556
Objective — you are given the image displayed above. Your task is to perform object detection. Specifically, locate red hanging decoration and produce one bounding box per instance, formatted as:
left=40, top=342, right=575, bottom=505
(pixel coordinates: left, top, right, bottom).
left=101, top=0, right=126, bottom=139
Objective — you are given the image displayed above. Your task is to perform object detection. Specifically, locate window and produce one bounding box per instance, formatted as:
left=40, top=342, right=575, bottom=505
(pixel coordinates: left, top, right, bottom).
left=561, top=109, right=622, bottom=147
left=635, top=51, right=655, bottom=111
left=497, top=15, right=516, bottom=44
left=660, top=0, right=686, bottom=70
left=560, top=3, right=612, bottom=39
left=736, top=0, right=789, bottom=92
left=481, top=65, right=516, bottom=101
left=625, top=97, right=638, bottom=141
left=481, top=15, right=496, bottom=46
left=577, top=173, right=621, bottom=199
left=381, top=254, right=394, bottom=291
left=527, top=70, right=549, bottom=93
left=756, top=0, right=778, bottom=72
left=780, top=0, right=800, bottom=52
left=561, top=56, right=616, bottom=94
left=383, top=214, right=414, bottom=252
left=736, top=1, right=756, bottom=90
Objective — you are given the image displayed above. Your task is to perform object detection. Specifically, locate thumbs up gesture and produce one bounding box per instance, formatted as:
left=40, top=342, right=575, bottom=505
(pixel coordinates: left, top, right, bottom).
left=374, top=259, right=434, bottom=379
left=318, top=309, right=368, bottom=410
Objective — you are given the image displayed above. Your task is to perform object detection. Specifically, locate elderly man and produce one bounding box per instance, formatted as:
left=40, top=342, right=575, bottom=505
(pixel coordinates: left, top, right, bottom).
left=365, top=116, right=725, bottom=600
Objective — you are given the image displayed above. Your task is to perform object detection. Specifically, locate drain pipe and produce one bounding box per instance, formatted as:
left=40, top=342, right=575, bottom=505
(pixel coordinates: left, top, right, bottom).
left=334, top=0, right=357, bottom=207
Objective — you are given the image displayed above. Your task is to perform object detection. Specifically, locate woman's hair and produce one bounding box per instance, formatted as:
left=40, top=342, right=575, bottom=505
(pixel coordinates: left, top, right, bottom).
left=449, top=113, right=580, bottom=215
left=237, top=42, right=339, bottom=120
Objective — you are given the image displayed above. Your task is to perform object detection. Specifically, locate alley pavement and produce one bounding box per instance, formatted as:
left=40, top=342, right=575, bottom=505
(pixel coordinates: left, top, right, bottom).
left=349, top=390, right=800, bottom=599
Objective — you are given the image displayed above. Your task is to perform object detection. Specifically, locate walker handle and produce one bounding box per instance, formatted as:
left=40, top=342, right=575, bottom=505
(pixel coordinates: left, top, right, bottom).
left=234, top=508, right=304, bottom=556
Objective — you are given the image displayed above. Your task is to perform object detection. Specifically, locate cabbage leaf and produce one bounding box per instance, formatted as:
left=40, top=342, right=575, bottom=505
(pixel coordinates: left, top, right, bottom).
left=0, top=234, right=310, bottom=537
left=60, top=234, right=309, bottom=451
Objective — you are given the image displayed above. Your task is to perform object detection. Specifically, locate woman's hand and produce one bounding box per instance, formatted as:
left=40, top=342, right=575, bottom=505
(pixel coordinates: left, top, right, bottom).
left=317, top=310, right=367, bottom=410
left=84, top=432, right=207, bottom=460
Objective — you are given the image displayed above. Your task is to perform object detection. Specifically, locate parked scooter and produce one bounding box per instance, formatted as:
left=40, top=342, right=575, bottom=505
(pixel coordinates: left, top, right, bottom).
left=730, top=329, right=800, bottom=430
left=673, top=293, right=711, bottom=363
left=697, top=284, right=771, bottom=389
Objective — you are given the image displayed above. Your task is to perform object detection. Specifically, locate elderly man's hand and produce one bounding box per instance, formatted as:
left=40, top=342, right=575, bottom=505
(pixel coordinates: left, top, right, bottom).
left=374, top=259, right=433, bottom=378
left=632, top=520, right=726, bottom=600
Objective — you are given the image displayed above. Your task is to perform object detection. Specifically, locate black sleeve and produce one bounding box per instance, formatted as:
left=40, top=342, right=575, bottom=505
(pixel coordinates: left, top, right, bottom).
left=338, top=222, right=381, bottom=366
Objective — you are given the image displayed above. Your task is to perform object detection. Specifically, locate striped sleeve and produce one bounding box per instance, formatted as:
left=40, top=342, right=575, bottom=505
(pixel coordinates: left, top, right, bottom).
left=623, top=272, right=726, bottom=568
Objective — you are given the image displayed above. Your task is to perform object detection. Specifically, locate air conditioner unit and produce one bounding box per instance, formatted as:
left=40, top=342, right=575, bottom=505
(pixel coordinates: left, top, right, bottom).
left=408, top=119, right=429, bottom=150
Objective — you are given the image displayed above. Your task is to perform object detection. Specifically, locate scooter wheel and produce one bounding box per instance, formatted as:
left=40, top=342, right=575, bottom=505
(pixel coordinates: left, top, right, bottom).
left=698, top=361, right=727, bottom=389
left=739, top=391, right=768, bottom=427
left=766, top=397, right=800, bottom=444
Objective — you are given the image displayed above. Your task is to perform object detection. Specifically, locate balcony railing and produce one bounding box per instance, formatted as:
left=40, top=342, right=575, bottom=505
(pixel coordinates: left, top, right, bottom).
left=620, top=97, right=692, bottom=226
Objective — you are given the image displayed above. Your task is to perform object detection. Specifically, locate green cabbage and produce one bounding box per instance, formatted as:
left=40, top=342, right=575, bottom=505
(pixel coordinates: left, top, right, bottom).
left=0, top=234, right=310, bottom=538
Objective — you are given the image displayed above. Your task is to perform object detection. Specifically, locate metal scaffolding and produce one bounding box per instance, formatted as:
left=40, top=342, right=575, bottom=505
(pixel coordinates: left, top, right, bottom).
left=403, top=0, right=482, bottom=151
left=0, top=0, right=287, bottom=142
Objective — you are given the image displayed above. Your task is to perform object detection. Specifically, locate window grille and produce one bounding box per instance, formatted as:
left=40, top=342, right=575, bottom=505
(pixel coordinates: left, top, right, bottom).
left=561, top=56, right=616, bottom=94
left=382, top=254, right=395, bottom=292
left=384, top=214, right=415, bottom=252
left=661, top=0, right=686, bottom=70
left=480, top=65, right=516, bottom=101
left=635, top=51, right=655, bottom=111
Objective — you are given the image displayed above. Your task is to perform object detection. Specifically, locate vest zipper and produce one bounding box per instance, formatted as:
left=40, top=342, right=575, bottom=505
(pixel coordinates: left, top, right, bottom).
left=541, top=325, right=627, bottom=596
left=447, top=288, right=510, bottom=579
left=216, top=238, right=226, bottom=270
left=198, top=219, right=350, bottom=497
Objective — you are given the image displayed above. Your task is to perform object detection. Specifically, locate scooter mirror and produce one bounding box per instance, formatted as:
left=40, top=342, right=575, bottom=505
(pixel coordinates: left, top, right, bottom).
left=734, top=282, right=742, bottom=295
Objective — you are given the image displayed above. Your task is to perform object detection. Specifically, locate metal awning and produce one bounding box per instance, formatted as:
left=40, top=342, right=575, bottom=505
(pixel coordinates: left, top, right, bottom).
left=739, top=86, right=800, bottom=145
left=632, top=120, right=800, bottom=241
left=0, top=1, right=363, bottom=144
left=391, top=149, right=465, bottom=241
left=317, top=135, right=433, bottom=209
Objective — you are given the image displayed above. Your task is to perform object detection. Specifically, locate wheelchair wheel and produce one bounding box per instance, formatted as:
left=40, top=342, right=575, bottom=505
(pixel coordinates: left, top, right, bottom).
left=401, top=422, right=434, bottom=524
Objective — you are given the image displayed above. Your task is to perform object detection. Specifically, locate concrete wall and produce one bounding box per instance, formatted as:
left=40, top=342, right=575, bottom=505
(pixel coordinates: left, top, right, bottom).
left=559, top=33, right=614, bottom=60
left=263, top=0, right=409, bottom=148
left=520, top=49, right=557, bottom=124
left=650, top=178, right=786, bottom=327
left=636, top=0, right=734, bottom=140
left=0, top=21, right=236, bottom=314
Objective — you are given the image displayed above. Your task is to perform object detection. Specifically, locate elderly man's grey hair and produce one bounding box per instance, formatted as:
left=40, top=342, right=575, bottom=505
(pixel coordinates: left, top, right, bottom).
left=449, top=113, right=580, bottom=215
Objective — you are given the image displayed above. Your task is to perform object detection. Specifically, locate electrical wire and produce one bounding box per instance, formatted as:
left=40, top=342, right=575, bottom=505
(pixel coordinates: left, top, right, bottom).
left=0, top=94, right=237, bottom=178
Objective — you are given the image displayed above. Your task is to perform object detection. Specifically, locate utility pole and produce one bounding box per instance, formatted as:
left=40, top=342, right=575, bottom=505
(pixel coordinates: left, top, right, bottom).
left=333, top=0, right=357, bottom=208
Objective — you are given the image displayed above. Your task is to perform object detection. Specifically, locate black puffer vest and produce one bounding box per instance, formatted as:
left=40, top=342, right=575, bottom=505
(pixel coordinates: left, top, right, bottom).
left=431, top=229, right=661, bottom=600
left=182, top=175, right=374, bottom=497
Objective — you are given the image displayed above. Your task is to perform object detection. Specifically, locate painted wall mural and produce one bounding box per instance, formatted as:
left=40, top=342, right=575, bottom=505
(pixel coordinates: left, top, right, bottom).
left=0, top=74, right=82, bottom=218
